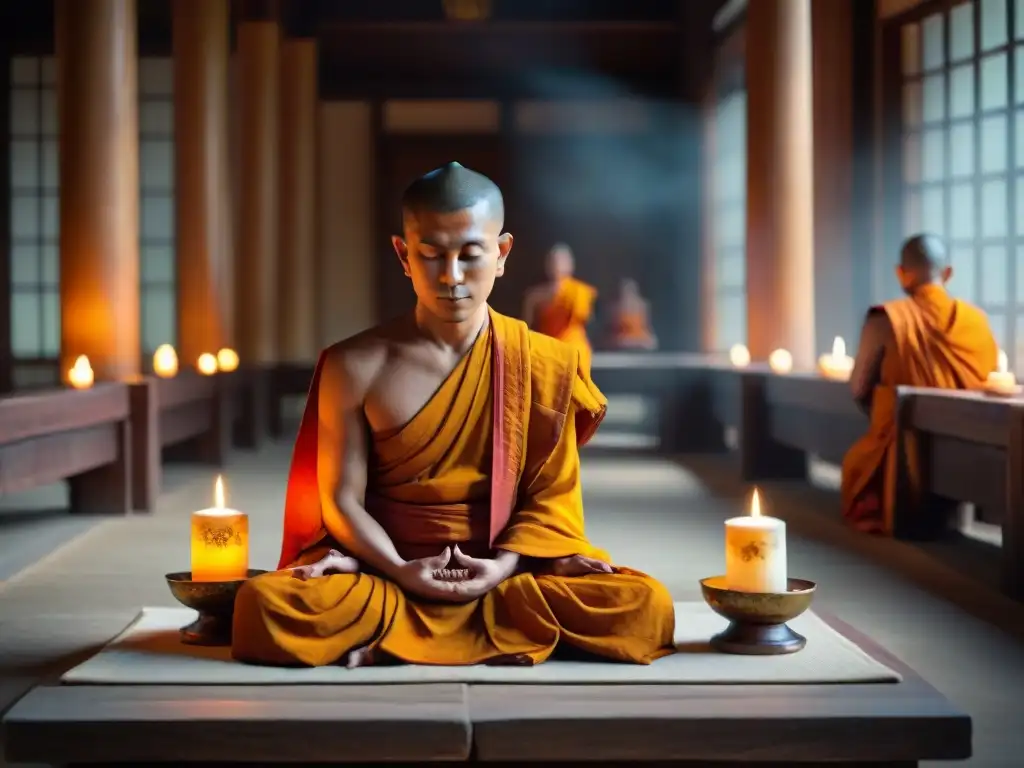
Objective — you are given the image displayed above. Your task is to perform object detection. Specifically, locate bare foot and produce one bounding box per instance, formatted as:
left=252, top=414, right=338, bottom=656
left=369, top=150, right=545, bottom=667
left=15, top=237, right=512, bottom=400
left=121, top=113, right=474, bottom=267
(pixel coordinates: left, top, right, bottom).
left=345, top=645, right=377, bottom=669
left=291, top=549, right=360, bottom=580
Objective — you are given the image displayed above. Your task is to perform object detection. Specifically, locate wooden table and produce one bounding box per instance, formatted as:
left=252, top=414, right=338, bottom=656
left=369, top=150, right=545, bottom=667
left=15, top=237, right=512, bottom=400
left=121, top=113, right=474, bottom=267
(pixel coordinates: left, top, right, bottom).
left=1, top=611, right=970, bottom=765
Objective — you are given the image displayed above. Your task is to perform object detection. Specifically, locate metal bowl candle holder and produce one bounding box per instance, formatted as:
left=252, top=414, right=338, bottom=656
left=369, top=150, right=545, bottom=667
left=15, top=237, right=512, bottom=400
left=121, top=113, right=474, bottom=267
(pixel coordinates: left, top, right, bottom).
left=700, top=575, right=816, bottom=655
left=165, top=570, right=267, bottom=646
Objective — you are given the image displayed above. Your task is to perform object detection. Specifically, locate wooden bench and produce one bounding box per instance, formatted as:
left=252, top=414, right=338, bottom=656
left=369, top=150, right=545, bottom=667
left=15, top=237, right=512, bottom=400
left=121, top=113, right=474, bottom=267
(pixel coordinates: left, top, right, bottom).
left=0, top=384, right=132, bottom=515
left=128, top=373, right=231, bottom=513
left=0, top=611, right=970, bottom=766
left=895, top=388, right=1024, bottom=599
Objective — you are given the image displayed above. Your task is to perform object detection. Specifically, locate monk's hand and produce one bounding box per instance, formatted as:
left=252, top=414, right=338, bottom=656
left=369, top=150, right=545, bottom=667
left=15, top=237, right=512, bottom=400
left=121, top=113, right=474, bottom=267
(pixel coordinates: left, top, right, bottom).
left=291, top=549, right=360, bottom=581
left=548, top=554, right=615, bottom=577
left=394, top=547, right=471, bottom=602
left=447, top=546, right=519, bottom=599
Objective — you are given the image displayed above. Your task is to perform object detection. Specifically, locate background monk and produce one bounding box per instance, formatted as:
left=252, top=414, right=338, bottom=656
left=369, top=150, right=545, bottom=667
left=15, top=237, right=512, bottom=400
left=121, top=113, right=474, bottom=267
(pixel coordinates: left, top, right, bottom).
left=842, top=233, right=998, bottom=536
left=521, top=243, right=598, bottom=374
left=232, top=161, right=675, bottom=669
left=605, top=278, right=658, bottom=350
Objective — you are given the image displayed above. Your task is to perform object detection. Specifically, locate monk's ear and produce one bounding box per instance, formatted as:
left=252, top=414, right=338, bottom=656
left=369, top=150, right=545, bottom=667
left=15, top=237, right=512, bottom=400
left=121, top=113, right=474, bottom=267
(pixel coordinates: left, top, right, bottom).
left=940, top=265, right=953, bottom=284
left=392, top=236, right=411, bottom=277
left=894, top=265, right=907, bottom=286
left=495, top=232, right=514, bottom=277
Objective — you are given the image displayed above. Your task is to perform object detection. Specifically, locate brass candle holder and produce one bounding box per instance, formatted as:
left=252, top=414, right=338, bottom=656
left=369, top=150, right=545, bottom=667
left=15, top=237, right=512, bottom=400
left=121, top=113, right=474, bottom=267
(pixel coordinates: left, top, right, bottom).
left=700, top=575, right=816, bottom=655
left=165, top=570, right=267, bottom=646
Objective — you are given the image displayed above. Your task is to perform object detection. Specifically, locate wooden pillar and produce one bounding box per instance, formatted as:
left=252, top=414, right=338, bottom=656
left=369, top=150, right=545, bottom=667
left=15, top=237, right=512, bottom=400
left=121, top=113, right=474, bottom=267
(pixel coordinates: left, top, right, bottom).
left=173, top=0, right=230, bottom=365
left=277, top=37, right=318, bottom=363
left=56, top=0, right=140, bottom=382
left=745, top=0, right=816, bottom=368
left=236, top=8, right=280, bottom=366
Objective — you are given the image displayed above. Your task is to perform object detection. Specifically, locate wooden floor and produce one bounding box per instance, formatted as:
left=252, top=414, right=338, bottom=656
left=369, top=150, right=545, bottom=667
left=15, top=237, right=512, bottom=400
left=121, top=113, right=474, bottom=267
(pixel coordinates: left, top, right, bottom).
left=1, top=412, right=1024, bottom=765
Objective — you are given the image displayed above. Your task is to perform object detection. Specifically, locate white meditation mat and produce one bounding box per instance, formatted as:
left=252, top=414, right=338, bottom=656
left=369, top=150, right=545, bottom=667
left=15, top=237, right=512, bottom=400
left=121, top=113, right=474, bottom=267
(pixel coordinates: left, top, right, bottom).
left=61, top=602, right=901, bottom=685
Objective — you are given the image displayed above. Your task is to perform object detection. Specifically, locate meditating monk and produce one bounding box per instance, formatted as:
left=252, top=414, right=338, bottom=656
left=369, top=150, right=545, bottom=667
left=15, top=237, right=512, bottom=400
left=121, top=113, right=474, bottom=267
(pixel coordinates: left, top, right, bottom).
left=232, top=161, right=675, bottom=668
left=841, top=234, right=998, bottom=535
left=522, top=243, right=598, bottom=375
left=606, top=278, right=658, bottom=350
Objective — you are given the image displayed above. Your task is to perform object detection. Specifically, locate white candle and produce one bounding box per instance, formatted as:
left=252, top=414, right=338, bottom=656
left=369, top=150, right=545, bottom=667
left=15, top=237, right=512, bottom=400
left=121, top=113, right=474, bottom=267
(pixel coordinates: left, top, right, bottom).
left=818, top=336, right=854, bottom=381
left=986, top=349, right=1017, bottom=391
left=725, top=488, right=788, bottom=593
left=190, top=476, right=249, bottom=582
left=729, top=344, right=750, bottom=368
left=768, top=348, right=793, bottom=374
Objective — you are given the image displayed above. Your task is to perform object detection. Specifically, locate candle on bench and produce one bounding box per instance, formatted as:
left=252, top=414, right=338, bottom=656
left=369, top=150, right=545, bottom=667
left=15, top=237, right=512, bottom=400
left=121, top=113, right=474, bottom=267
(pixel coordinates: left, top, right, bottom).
left=768, top=348, right=793, bottom=375
left=217, top=347, right=240, bottom=372
left=197, top=353, right=218, bottom=376
left=191, top=475, right=249, bottom=582
left=818, top=336, right=854, bottom=381
left=729, top=344, right=751, bottom=368
left=68, top=355, right=94, bottom=390
left=985, top=349, right=1018, bottom=394
left=153, top=344, right=179, bottom=378
left=725, top=488, right=788, bottom=593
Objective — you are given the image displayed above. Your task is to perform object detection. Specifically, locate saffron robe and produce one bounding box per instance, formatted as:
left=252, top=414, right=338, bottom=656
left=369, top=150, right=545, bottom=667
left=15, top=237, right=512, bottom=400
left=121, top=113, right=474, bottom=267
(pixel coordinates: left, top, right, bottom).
left=232, top=309, right=675, bottom=667
left=534, top=277, right=597, bottom=375
left=609, top=307, right=655, bottom=349
left=841, top=285, right=997, bottom=534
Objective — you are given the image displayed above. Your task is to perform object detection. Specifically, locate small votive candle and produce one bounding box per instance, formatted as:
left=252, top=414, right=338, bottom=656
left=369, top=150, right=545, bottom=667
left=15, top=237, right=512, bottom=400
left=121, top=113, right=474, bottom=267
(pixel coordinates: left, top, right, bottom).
left=197, top=353, right=218, bottom=376
left=768, top=348, right=793, bottom=374
left=217, top=348, right=240, bottom=372
left=818, top=336, right=854, bottom=381
left=190, top=475, right=249, bottom=582
left=153, top=344, right=179, bottom=378
left=68, top=355, right=94, bottom=390
left=729, top=344, right=751, bottom=368
left=986, top=350, right=1017, bottom=392
left=725, top=488, right=788, bottom=593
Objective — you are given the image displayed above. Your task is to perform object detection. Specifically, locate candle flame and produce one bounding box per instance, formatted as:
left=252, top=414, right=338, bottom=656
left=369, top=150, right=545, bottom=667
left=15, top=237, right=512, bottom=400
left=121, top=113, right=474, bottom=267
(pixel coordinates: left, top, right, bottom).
left=768, top=348, right=793, bottom=374
left=68, top=355, right=94, bottom=389
left=217, top=348, right=240, bottom=373
left=750, top=488, right=761, bottom=517
left=214, top=475, right=225, bottom=509
left=197, top=353, right=218, bottom=376
left=997, top=349, right=1008, bottom=374
left=729, top=343, right=751, bottom=368
left=152, top=344, right=178, bottom=378
left=832, top=336, right=846, bottom=359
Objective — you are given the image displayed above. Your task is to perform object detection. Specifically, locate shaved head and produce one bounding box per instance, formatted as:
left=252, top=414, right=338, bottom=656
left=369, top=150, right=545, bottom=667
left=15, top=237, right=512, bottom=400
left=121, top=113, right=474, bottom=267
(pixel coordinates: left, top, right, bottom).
left=401, top=161, right=504, bottom=226
left=897, top=233, right=952, bottom=293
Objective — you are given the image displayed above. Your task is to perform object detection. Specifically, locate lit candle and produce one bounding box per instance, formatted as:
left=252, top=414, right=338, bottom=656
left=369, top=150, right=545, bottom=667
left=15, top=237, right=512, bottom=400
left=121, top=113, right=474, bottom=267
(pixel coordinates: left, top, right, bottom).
left=217, top=347, right=240, bottom=372
left=197, top=353, right=218, bottom=376
left=985, top=349, right=1018, bottom=393
left=729, top=343, right=751, bottom=368
left=724, top=488, right=787, bottom=593
left=68, top=355, right=94, bottom=390
left=153, top=344, right=179, bottom=378
left=768, top=348, right=793, bottom=374
left=190, top=475, right=249, bottom=582
left=818, top=336, right=854, bottom=381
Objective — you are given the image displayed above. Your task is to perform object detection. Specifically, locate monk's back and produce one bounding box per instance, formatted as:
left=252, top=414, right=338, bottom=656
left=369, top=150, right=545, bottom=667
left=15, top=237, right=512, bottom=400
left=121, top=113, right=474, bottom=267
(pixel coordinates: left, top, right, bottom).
left=878, top=286, right=997, bottom=390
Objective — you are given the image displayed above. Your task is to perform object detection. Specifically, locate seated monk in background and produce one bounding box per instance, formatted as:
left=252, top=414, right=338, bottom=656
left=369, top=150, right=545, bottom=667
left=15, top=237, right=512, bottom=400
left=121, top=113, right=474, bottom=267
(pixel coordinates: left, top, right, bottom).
left=606, top=278, right=658, bottom=351
left=232, top=161, right=675, bottom=668
left=522, top=244, right=598, bottom=375
left=841, top=234, right=998, bottom=536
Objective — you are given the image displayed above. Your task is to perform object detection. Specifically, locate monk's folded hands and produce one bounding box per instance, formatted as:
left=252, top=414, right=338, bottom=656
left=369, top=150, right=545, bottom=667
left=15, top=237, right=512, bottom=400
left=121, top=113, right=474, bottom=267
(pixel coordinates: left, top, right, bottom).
left=392, top=546, right=480, bottom=602
left=440, top=545, right=520, bottom=600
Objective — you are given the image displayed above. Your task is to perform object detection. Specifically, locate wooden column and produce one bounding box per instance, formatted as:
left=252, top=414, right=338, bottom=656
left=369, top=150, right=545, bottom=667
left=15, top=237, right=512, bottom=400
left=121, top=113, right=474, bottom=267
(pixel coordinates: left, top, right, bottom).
left=236, top=11, right=280, bottom=366
left=745, top=0, right=816, bottom=368
left=173, top=0, right=230, bottom=365
left=277, top=37, right=318, bottom=363
left=56, top=0, right=140, bottom=382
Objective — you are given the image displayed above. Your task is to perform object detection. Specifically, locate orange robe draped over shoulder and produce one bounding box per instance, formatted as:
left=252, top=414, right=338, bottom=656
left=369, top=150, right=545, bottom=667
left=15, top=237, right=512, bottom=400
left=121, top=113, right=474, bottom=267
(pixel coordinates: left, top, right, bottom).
left=232, top=309, right=675, bottom=667
left=840, top=285, right=997, bottom=535
left=534, top=277, right=597, bottom=375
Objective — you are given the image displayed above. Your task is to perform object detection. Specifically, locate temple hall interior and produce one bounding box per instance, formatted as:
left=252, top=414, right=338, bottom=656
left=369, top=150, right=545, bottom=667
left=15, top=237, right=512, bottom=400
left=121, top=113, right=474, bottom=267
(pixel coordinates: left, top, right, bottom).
left=1, top=0, right=1024, bottom=765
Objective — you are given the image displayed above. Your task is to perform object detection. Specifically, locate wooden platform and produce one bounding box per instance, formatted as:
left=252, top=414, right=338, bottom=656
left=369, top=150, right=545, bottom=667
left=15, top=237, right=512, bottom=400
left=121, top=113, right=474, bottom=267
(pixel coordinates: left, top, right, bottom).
left=1, top=611, right=970, bottom=765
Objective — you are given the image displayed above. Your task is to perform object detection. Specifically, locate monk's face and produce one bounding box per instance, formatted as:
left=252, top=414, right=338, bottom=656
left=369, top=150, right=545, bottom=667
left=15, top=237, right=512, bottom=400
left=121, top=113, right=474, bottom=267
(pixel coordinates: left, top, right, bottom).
left=546, top=247, right=574, bottom=280
left=393, top=203, right=513, bottom=323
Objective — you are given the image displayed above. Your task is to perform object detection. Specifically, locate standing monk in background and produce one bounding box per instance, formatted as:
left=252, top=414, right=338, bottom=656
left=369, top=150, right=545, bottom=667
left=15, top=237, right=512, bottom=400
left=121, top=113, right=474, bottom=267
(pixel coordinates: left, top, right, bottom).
left=231, top=162, right=675, bottom=669
left=606, top=278, right=658, bottom=351
left=522, top=243, right=598, bottom=375
left=841, top=234, right=998, bottom=536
